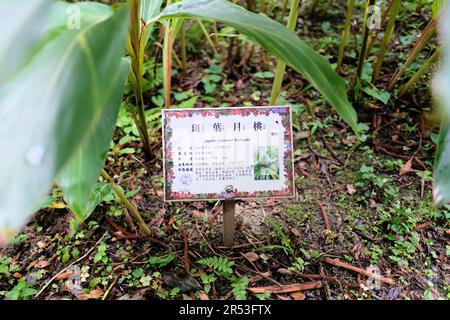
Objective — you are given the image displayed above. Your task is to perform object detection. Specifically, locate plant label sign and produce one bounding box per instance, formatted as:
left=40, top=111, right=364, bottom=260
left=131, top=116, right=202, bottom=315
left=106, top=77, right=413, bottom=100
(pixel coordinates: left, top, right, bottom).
left=162, top=106, right=294, bottom=201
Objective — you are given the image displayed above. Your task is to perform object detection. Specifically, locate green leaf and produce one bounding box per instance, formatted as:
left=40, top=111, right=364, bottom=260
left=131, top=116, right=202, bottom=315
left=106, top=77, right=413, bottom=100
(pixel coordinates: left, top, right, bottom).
left=154, top=0, right=358, bottom=132
left=255, top=71, right=274, bottom=79
left=84, top=182, right=113, bottom=220
left=433, top=123, right=450, bottom=205
left=179, top=96, right=199, bottom=108
left=231, top=276, right=248, bottom=300
left=141, top=0, right=164, bottom=45
left=433, top=2, right=450, bottom=205
left=362, top=86, right=391, bottom=105
left=47, top=2, right=114, bottom=32
left=0, top=0, right=51, bottom=80
left=148, top=253, right=176, bottom=267
left=35, top=196, right=59, bottom=211
left=0, top=8, right=129, bottom=236
left=58, top=58, right=130, bottom=223
left=432, top=0, right=447, bottom=18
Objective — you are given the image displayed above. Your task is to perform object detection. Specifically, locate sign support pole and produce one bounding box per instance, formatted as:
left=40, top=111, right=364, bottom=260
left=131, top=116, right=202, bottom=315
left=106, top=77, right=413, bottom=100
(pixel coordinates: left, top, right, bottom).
left=223, top=200, right=235, bottom=247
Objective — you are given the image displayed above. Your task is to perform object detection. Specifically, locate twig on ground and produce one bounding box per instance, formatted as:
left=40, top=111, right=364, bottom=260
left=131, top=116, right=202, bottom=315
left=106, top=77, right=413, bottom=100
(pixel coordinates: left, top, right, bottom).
left=315, top=200, right=332, bottom=243
left=248, top=281, right=322, bottom=294
left=320, top=133, right=344, bottom=165
left=102, top=276, right=119, bottom=300
left=323, top=257, right=396, bottom=285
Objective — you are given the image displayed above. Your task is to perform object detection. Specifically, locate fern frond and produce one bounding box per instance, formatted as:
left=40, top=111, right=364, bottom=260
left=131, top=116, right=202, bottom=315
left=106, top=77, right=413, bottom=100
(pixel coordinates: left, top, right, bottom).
left=197, top=256, right=234, bottom=277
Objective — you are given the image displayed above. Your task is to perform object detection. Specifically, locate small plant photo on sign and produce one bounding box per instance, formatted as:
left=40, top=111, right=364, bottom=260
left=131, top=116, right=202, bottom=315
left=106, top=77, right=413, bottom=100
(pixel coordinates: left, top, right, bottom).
left=254, top=147, right=280, bottom=181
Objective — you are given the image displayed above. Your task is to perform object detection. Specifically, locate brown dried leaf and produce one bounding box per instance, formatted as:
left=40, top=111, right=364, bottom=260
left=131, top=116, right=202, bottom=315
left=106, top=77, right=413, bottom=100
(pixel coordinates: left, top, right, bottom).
left=78, top=289, right=104, bottom=300
left=198, top=292, right=209, bottom=300
left=400, top=159, right=413, bottom=176
left=243, top=252, right=259, bottom=262
left=192, top=209, right=207, bottom=218
left=55, top=271, right=75, bottom=280
left=342, top=135, right=357, bottom=145
left=291, top=291, right=305, bottom=300
left=36, top=241, right=47, bottom=249
left=49, top=202, right=66, bottom=209
left=346, top=184, right=357, bottom=195
left=34, top=261, right=50, bottom=269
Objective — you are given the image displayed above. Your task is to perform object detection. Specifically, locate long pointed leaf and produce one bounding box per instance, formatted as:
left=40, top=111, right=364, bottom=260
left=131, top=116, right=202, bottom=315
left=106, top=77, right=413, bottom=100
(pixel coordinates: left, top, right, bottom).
left=433, top=1, right=450, bottom=205
left=434, top=123, right=450, bottom=205
left=154, top=0, right=358, bottom=132
left=0, top=0, right=51, bottom=80
left=0, top=8, right=129, bottom=238
left=57, top=58, right=131, bottom=222
left=47, top=2, right=114, bottom=31
left=142, top=0, right=164, bottom=45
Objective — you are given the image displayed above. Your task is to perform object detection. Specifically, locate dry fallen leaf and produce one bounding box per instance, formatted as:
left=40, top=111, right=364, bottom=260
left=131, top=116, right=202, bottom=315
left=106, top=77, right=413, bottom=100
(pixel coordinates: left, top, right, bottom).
left=198, top=292, right=209, bottom=300
left=291, top=291, right=305, bottom=300
left=290, top=228, right=301, bottom=237
left=55, top=271, right=75, bottom=281
left=34, top=261, right=50, bottom=269
left=192, top=209, right=207, bottom=218
left=49, top=202, right=66, bottom=209
left=78, top=289, right=104, bottom=300
left=346, top=184, right=357, bottom=195
left=400, top=159, right=413, bottom=176
left=342, top=135, right=357, bottom=145
left=243, top=252, right=259, bottom=262
left=37, top=241, right=47, bottom=249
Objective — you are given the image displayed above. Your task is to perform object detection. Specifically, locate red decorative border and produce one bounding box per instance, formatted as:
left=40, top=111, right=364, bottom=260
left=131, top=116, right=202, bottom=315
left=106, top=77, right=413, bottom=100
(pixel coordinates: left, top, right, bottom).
left=162, top=106, right=294, bottom=201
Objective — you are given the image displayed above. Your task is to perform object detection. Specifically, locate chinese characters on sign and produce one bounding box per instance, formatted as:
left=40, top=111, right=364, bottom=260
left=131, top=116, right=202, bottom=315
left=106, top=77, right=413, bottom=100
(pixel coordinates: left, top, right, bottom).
left=162, top=107, right=294, bottom=201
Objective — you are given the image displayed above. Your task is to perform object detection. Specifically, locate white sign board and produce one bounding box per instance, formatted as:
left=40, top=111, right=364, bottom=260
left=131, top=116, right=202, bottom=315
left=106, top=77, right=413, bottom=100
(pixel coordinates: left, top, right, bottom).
left=162, top=106, right=294, bottom=201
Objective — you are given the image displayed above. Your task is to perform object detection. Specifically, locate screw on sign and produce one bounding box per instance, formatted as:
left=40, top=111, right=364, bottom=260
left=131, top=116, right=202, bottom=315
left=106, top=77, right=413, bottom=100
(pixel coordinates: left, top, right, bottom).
left=162, top=106, right=295, bottom=246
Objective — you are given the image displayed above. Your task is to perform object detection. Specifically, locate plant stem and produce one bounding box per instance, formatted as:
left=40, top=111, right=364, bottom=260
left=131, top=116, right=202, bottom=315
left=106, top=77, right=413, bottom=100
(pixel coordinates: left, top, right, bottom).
left=372, top=0, right=401, bottom=82
left=127, top=0, right=152, bottom=159
left=337, top=0, right=355, bottom=71
left=366, top=0, right=396, bottom=58
left=197, top=19, right=218, bottom=55
left=163, top=20, right=174, bottom=109
left=387, top=18, right=437, bottom=91
left=269, top=0, right=300, bottom=106
left=399, top=48, right=440, bottom=97
left=180, top=21, right=188, bottom=75
left=101, top=169, right=151, bottom=236
left=355, top=0, right=375, bottom=82
left=212, top=22, right=221, bottom=50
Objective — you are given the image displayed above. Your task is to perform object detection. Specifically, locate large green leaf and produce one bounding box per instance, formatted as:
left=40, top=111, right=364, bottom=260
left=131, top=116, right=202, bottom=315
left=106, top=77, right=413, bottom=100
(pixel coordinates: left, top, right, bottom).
left=47, top=1, right=114, bottom=31
left=141, top=0, right=164, bottom=45
left=152, top=0, right=358, bottom=132
left=433, top=1, right=450, bottom=205
left=57, top=58, right=130, bottom=223
left=0, top=8, right=129, bottom=238
left=432, top=0, right=447, bottom=18
left=0, top=0, right=51, bottom=80
left=434, top=123, right=450, bottom=205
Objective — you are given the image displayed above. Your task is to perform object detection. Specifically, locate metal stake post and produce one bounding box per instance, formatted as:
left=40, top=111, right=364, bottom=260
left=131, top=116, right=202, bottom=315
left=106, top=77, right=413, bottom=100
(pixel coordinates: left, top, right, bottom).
left=223, top=200, right=236, bottom=247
